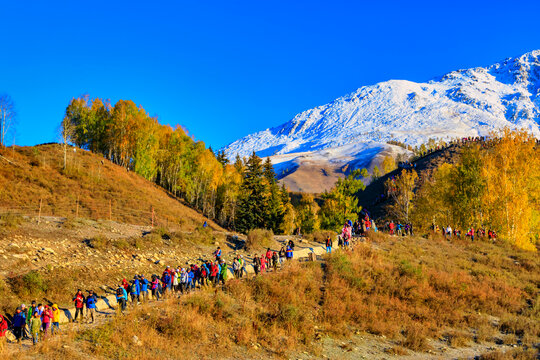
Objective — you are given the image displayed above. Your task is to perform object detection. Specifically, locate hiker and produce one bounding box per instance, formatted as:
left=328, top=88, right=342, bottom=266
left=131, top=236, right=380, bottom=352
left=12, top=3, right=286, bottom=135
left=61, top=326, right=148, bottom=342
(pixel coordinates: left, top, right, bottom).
left=151, top=275, right=160, bottom=300
left=86, top=290, right=98, bottom=323
left=73, top=289, right=85, bottom=323
left=116, top=284, right=128, bottom=313
left=140, top=275, right=149, bottom=302
left=122, top=278, right=129, bottom=291
left=285, top=246, right=293, bottom=260
left=179, top=268, right=188, bottom=293
left=239, top=256, right=246, bottom=278
left=253, top=254, right=261, bottom=275
left=446, top=225, right=452, bottom=239
left=372, top=219, right=378, bottom=232
left=51, top=304, right=60, bottom=335
left=278, top=246, right=286, bottom=265
left=210, top=262, right=220, bottom=286
left=161, top=271, right=172, bottom=297
left=389, top=221, right=395, bottom=235
left=129, top=278, right=140, bottom=304
left=272, top=251, right=278, bottom=271
left=0, top=314, right=7, bottom=351
left=233, top=257, right=241, bottom=278
left=172, top=269, right=179, bottom=293
left=188, top=267, right=195, bottom=291
left=260, top=254, right=266, bottom=272
left=29, top=312, right=41, bottom=345
left=12, top=307, right=26, bottom=342
left=338, top=235, right=343, bottom=248
left=26, top=301, right=37, bottom=339
left=200, top=262, right=209, bottom=287
left=265, top=248, right=272, bottom=269
left=19, top=304, right=29, bottom=340
left=219, top=261, right=228, bottom=285
left=41, top=305, right=52, bottom=338
left=214, top=247, right=222, bottom=260
left=325, top=236, right=332, bottom=253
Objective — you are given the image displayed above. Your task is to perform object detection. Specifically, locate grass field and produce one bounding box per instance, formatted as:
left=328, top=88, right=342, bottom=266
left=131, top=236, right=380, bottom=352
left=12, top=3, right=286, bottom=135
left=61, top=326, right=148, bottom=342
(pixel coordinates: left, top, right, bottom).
left=12, top=232, right=538, bottom=359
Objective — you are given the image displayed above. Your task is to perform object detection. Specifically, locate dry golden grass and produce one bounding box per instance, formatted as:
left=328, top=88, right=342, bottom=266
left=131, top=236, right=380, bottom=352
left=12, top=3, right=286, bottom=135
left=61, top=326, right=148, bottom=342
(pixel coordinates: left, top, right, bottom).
left=0, top=144, right=222, bottom=231
left=321, top=233, right=539, bottom=351
left=17, top=261, right=323, bottom=359
left=9, top=232, right=539, bottom=358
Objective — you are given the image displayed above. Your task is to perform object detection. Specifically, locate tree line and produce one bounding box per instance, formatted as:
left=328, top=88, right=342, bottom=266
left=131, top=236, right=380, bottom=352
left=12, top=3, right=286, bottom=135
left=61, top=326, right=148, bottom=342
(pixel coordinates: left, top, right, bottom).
left=387, top=129, right=539, bottom=251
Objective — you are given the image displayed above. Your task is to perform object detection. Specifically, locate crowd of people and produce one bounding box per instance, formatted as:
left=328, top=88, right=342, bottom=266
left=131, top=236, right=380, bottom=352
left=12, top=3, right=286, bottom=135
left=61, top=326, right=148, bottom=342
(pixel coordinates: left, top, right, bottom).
left=436, top=225, right=498, bottom=241
left=0, top=242, right=298, bottom=349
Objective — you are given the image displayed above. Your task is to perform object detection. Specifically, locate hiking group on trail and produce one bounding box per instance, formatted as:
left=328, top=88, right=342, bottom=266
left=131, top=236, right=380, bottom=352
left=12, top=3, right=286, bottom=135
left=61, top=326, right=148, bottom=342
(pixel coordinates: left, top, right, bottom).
left=1, top=211, right=411, bottom=351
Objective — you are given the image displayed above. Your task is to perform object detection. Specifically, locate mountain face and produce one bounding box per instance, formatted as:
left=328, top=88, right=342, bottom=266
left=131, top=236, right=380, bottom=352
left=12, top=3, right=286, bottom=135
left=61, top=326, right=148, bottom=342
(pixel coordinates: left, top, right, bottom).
left=222, top=50, right=540, bottom=192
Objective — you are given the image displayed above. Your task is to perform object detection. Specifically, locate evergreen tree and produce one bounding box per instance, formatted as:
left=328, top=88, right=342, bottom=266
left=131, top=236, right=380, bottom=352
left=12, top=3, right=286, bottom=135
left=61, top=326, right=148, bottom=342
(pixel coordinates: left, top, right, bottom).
left=235, top=152, right=267, bottom=233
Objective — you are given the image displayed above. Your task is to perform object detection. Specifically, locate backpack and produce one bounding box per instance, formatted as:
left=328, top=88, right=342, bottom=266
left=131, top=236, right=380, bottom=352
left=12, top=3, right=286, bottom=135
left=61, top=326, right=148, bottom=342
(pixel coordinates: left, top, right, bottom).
left=87, top=296, right=96, bottom=306
left=116, top=288, right=123, bottom=297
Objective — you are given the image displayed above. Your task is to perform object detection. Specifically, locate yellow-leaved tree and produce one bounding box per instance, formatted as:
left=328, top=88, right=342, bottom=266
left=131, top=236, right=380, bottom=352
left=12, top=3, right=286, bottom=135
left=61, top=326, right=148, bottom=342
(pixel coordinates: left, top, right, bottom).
left=482, top=129, right=539, bottom=251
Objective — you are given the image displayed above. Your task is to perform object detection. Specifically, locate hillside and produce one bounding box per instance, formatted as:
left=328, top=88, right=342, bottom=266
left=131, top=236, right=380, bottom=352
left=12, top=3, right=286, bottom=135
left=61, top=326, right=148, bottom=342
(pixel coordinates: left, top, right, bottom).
left=0, top=144, right=222, bottom=231
left=7, top=231, right=539, bottom=359
left=223, top=50, right=540, bottom=193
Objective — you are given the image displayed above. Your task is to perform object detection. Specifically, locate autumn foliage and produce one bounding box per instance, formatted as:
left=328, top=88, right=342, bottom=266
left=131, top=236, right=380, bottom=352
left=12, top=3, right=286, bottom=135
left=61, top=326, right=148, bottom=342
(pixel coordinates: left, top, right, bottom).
left=413, top=129, right=539, bottom=251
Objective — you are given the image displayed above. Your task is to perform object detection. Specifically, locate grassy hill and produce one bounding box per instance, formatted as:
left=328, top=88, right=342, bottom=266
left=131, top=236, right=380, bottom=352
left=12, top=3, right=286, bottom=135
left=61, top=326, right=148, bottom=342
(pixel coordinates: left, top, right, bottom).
left=0, top=144, right=222, bottom=231
left=10, top=232, right=539, bottom=359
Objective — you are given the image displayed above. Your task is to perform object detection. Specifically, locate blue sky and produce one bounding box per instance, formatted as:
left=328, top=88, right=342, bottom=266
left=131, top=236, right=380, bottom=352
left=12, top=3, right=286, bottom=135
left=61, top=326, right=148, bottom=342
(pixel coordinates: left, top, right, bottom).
left=1, top=0, right=539, bottom=149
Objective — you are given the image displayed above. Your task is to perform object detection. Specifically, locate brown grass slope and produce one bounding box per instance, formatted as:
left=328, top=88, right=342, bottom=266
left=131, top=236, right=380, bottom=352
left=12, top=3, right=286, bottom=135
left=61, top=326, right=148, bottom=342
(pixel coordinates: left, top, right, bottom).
left=13, top=232, right=539, bottom=359
left=0, top=144, right=222, bottom=231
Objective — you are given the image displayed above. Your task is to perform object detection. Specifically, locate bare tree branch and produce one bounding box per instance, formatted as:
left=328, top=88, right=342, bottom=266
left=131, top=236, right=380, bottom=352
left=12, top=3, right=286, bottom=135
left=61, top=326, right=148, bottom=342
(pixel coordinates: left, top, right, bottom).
left=0, top=94, right=16, bottom=147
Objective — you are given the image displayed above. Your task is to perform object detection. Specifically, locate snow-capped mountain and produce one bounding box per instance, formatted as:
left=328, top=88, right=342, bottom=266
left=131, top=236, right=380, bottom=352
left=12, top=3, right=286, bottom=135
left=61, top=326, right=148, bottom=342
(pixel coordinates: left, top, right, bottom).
left=222, top=50, right=540, bottom=192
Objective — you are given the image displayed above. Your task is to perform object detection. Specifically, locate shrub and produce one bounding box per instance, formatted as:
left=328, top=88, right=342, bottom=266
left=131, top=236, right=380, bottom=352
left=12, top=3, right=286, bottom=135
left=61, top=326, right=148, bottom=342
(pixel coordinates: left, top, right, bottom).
left=87, top=235, right=109, bottom=249
left=0, top=212, right=24, bottom=229
left=245, top=228, right=274, bottom=250
left=9, top=270, right=48, bottom=298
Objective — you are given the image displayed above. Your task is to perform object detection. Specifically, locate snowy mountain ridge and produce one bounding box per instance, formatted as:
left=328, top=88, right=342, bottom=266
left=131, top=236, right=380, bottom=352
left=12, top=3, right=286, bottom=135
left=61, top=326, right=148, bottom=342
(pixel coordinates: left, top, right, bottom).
left=222, top=50, right=540, bottom=192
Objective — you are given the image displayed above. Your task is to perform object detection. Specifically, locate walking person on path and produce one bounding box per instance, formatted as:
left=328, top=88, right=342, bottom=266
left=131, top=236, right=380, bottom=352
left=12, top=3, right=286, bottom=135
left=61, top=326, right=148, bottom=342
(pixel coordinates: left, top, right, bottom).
left=41, top=305, right=52, bottom=338
left=0, top=314, right=7, bottom=352
left=325, top=236, right=332, bottom=253
left=272, top=251, right=278, bottom=271
left=116, top=284, right=128, bottom=313
left=86, top=290, right=98, bottom=323
left=51, top=304, right=60, bottom=335
left=150, top=275, right=160, bottom=301
left=29, top=312, right=41, bottom=345
left=12, top=308, right=26, bottom=343
left=72, top=289, right=85, bottom=323
left=278, top=246, right=286, bottom=266
left=286, top=245, right=293, bottom=261
left=253, top=254, right=261, bottom=275
left=140, top=275, right=149, bottom=302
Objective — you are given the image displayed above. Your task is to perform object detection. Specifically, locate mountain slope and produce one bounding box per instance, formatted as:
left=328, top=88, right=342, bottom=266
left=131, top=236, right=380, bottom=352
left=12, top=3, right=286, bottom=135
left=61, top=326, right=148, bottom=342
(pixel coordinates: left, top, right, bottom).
left=223, top=50, right=540, bottom=192
left=0, top=144, right=222, bottom=230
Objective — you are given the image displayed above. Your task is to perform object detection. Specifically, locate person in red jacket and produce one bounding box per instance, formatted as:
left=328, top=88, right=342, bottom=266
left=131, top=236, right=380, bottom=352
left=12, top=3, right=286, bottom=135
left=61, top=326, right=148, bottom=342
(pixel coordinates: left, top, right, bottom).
left=41, top=305, right=52, bottom=338
left=122, top=278, right=129, bottom=291
left=210, top=262, right=219, bottom=286
left=265, top=248, right=272, bottom=269
left=0, top=314, right=8, bottom=352
left=72, top=289, right=85, bottom=323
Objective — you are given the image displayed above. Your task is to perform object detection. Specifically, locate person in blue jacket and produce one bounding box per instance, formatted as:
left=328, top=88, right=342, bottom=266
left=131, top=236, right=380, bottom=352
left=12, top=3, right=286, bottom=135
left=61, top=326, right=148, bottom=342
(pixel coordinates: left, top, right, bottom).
left=116, top=284, right=128, bottom=313
left=140, top=275, right=149, bottom=302
left=12, top=307, right=26, bottom=342
left=187, top=268, right=195, bottom=291
left=85, top=290, right=98, bottom=323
